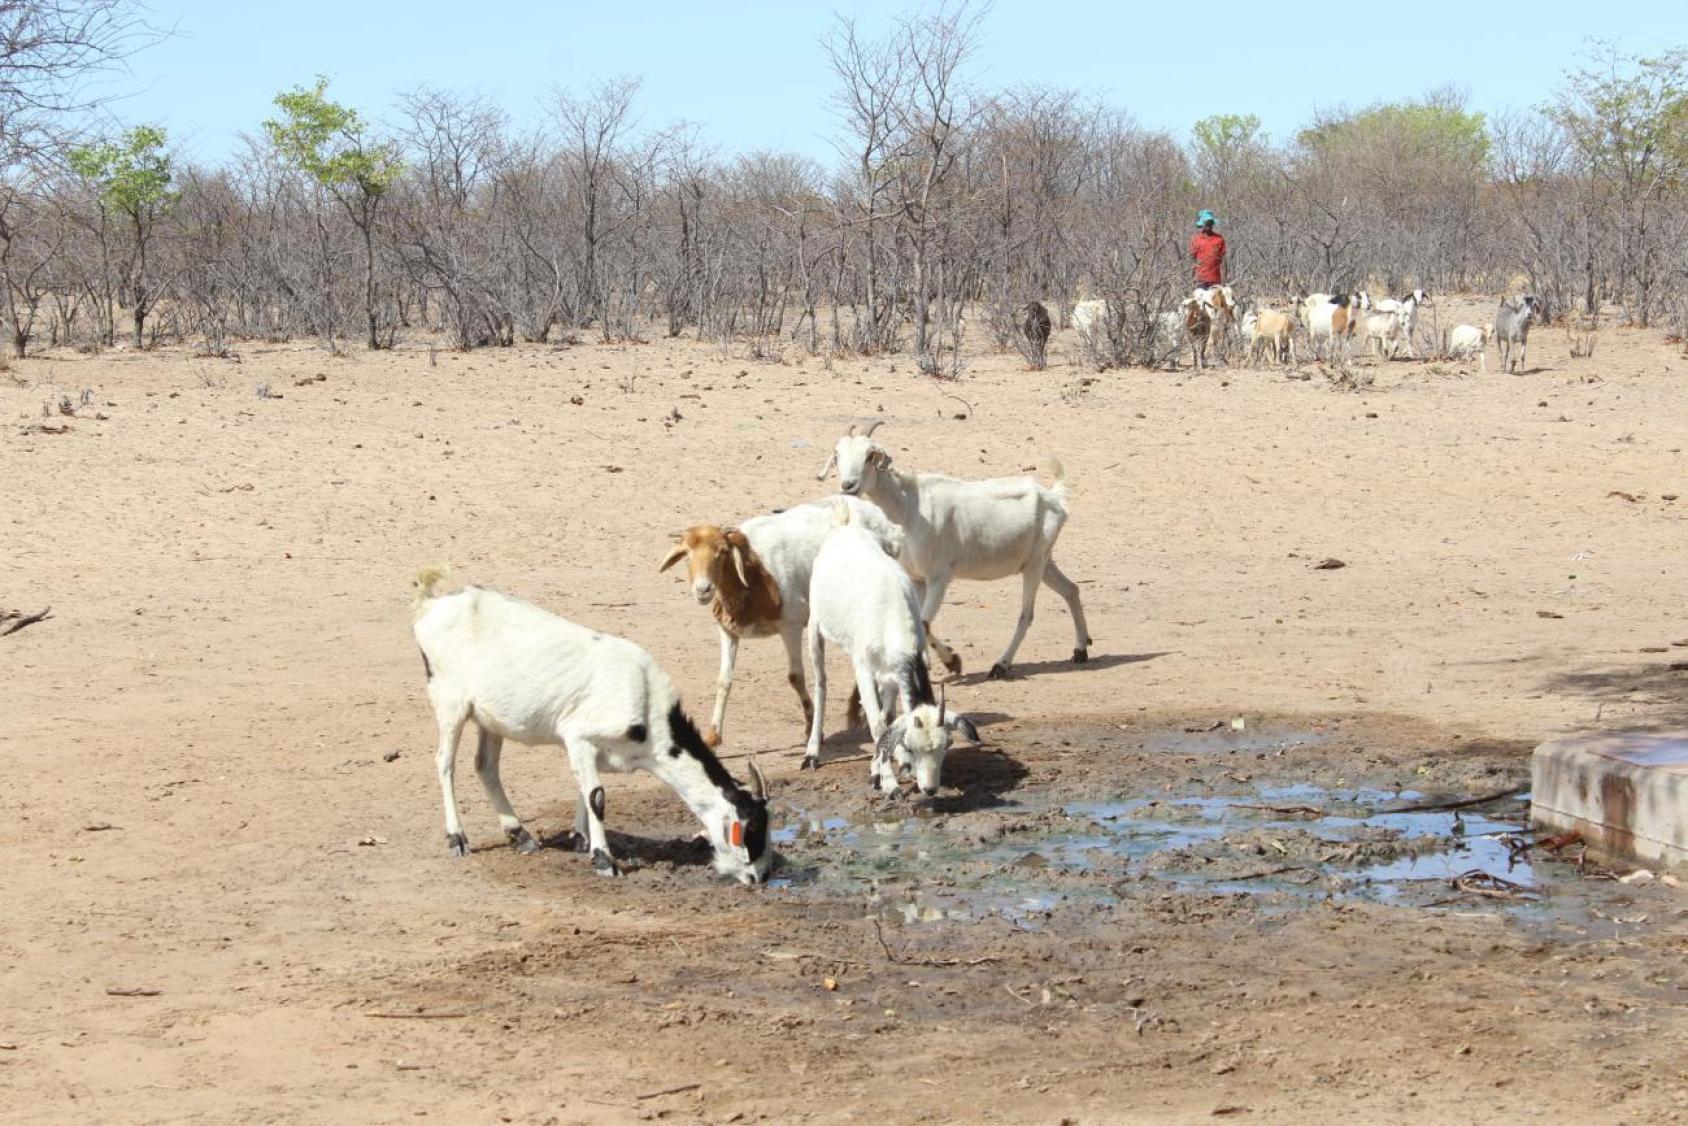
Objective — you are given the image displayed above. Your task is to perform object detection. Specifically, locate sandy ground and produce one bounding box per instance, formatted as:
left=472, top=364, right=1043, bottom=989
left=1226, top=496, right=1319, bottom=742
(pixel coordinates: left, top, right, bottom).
left=2, top=302, right=1686, bottom=1123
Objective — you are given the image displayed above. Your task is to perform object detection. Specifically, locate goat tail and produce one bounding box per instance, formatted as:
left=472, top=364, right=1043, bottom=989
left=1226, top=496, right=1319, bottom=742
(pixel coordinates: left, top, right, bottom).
left=1043, top=454, right=1071, bottom=504
left=833, top=498, right=853, bottom=527
left=413, top=564, right=453, bottom=606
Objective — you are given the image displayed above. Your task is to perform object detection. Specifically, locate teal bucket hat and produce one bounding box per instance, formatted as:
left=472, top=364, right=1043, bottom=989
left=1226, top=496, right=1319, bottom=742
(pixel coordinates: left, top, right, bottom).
left=1195, top=209, right=1217, bottom=228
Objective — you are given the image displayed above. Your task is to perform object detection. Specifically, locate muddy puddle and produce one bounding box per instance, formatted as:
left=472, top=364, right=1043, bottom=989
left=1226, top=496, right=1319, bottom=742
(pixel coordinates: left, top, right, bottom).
left=764, top=722, right=1643, bottom=941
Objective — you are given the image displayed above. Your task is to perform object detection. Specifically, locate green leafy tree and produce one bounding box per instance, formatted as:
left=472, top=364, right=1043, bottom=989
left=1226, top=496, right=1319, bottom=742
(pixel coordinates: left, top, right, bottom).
left=68, top=124, right=177, bottom=347
left=264, top=77, right=403, bottom=349
left=1549, top=43, right=1688, bottom=323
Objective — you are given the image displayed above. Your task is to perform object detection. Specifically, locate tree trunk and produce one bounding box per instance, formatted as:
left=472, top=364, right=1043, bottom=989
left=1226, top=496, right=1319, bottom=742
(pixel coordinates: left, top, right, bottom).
left=363, top=218, right=380, bottom=350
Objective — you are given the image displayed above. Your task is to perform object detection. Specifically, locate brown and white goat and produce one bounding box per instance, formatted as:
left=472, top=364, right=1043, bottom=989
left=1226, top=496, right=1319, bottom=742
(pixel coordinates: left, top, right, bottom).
left=661, top=498, right=903, bottom=747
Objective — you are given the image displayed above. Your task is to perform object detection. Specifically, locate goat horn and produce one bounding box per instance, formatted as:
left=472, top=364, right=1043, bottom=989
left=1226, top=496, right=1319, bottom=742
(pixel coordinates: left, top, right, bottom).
left=863, top=419, right=884, bottom=438
left=747, top=756, right=767, bottom=801
left=938, top=681, right=946, bottom=718
left=847, top=423, right=858, bottom=437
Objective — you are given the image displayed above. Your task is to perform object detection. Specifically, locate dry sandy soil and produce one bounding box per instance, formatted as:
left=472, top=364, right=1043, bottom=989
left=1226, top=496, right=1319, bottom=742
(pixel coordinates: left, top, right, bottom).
left=3, top=302, right=1687, bottom=1124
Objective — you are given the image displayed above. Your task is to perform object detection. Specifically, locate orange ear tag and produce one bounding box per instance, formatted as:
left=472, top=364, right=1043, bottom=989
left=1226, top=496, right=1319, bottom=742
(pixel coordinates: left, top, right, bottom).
left=730, top=821, right=744, bottom=848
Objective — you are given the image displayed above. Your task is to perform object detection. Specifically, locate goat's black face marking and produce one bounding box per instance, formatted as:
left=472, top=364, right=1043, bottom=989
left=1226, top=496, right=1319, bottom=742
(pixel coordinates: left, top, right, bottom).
left=626, top=722, right=647, bottom=743
left=588, top=786, right=606, bottom=822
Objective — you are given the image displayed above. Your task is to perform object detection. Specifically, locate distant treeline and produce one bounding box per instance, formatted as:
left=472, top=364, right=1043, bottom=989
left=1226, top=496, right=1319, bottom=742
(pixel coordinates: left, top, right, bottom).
left=4, top=3, right=1685, bottom=369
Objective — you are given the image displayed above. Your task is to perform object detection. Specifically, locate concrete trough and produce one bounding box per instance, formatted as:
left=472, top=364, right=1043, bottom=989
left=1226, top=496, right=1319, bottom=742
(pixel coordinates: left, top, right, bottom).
left=1532, top=732, right=1688, bottom=868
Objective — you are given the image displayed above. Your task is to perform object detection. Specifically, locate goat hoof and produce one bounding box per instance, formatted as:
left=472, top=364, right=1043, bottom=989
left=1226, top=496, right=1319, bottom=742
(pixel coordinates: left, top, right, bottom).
left=702, top=726, right=722, bottom=748
left=590, top=849, right=621, bottom=878
left=507, top=827, right=539, bottom=854
left=445, top=832, right=469, bottom=858
left=943, top=653, right=963, bottom=676
left=987, top=662, right=1009, bottom=680
left=1072, top=647, right=1089, bottom=664
left=801, top=754, right=819, bottom=771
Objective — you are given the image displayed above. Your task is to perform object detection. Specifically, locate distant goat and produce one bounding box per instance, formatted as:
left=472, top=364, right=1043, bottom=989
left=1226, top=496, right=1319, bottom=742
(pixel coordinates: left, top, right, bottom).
left=1071, top=298, right=1109, bottom=345
left=411, top=568, right=773, bottom=884
left=1362, top=307, right=1411, bottom=359
left=1445, top=323, right=1492, bottom=372
left=1244, top=306, right=1297, bottom=366
left=1494, top=296, right=1541, bottom=373
left=1022, top=301, right=1052, bottom=352
left=1369, top=290, right=1430, bottom=357
left=1305, top=294, right=1363, bottom=358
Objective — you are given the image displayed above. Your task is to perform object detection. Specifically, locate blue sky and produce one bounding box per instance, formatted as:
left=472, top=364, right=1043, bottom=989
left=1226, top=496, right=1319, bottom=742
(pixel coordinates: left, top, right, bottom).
left=102, top=1, right=1685, bottom=165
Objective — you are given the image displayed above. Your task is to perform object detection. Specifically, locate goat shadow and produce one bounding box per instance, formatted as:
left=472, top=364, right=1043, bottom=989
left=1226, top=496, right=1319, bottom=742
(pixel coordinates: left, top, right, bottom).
left=528, top=824, right=719, bottom=873
left=950, top=649, right=1170, bottom=687
left=792, top=713, right=1030, bottom=817
left=925, top=742, right=1032, bottom=815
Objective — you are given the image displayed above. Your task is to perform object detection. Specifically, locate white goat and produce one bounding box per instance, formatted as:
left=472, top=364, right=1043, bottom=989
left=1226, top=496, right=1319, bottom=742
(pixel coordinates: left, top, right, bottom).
left=660, top=498, right=902, bottom=747
left=1445, top=323, right=1491, bottom=372
left=1304, top=294, right=1363, bottom=359
left=1494, top=295, right=1541, bottom=373
left=412, top=567, right=773, bottom=885
left=1362, top=307, right=1410, bottom=359
left=804, top=512, right=979, bottom=795
left=817, top=422, right=1091, bottom=680
left=1368, top=291, right=1429, bottom=357
left=1071, top=298, right=1109, bottom=343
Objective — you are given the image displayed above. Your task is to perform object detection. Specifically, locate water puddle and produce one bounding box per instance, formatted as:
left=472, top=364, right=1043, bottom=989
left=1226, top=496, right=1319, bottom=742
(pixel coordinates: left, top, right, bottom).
left=769, top=781, right=1620, bottom=936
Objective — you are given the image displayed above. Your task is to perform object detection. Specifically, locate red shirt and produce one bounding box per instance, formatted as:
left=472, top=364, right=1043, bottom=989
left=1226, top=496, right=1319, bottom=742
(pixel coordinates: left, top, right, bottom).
left=1191, top=230, right=1226, bottom=285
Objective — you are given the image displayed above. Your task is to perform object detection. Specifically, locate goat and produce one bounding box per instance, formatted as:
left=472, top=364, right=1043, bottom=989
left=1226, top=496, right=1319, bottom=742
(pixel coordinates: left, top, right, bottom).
left=1494, top=296, right=1541, bottom=373
left=1245, top=306, right=1297, bottom=366
left=817, top=422, right=1091, bottom=681
left=804, top=511, right=978, bottom=794
left=1363, top=290, right=1431, bottom=356
left=1362, top=307, right=1411, bottom=359
left=1369, top=290, right=1429, bottom=357
left=1305, top=294, right=1362, bottom=359
left=1071, top=298, right=1107, bottom=337
left=1021, top=301, right=1052, bottom=351
left=661, top=498, right=902, bottom=747
left=412, top=567, right=773, bottom=884
left=1193, top=286, right=1238, bottom=365
left=1182, top=296, right=1214, bottom=369
left=1445, top=323, right=1492, bottom=372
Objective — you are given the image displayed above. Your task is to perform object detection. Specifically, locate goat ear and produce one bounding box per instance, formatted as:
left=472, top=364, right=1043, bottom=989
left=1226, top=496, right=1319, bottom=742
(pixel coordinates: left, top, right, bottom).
left=728, top=542, right=750, bottom=587
left=870, top=446, right=891, bottom=470
left=659, top=544, right=688, bottom=573
left=817, top=450, right=837, bottom=481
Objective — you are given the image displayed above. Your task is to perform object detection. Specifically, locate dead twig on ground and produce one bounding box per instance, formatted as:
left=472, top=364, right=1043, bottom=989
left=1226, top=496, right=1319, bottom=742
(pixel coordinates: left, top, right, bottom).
left=2, top=607, right=52, bottom=637
left=1232, top=803, right=1328, bottom=818
left=636, top=1082, right=701, bottom=1100
left=1230, top=865, right=1313, bottom=881
left=365, top=1011, right=469, bottom=1020
left=1450, top=869, right=1540, bottom=901
left=105, top=987, right=162, bottom=997
left=1379, top=786, right=1527, bottom=815
left=869, top=917, right=1000, bottom=968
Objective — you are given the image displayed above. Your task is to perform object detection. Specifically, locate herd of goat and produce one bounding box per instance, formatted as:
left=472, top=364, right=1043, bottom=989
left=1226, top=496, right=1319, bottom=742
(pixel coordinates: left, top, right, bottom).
left=1063, top=288, right=1544, bottom=373
left=408, top=286, right=1548, bottom=888
left=412, top=422, right=1086, bottom=885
